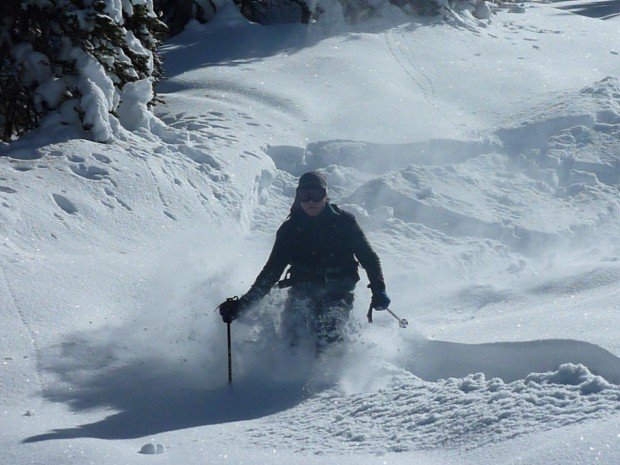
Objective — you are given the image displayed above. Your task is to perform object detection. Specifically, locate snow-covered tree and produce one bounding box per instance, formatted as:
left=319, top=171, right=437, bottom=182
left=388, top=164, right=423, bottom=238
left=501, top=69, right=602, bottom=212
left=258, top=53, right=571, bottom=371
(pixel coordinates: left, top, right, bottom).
left=234, top=0, right=312, bottom=24
left=0, top=0, right=167, bottom=143
left=389, top=0, right=440, bottom=15
left=230, top=0, right=493, bottom=25
left=154, top=0, right=216, bottom=36
left=342, top=0, right=495, bottom=22
left=392, top=0, right=495, bottom=19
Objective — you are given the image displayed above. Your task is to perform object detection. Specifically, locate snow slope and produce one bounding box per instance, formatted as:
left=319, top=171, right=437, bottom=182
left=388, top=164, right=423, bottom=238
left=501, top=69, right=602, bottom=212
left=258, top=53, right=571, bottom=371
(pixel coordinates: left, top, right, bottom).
left=1, top=1, right=619, bottom=464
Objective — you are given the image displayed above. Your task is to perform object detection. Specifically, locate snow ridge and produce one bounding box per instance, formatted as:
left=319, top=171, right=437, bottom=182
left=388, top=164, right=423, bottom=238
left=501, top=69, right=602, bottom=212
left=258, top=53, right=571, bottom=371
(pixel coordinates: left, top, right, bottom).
left=249, top=362, right=620, bottom=453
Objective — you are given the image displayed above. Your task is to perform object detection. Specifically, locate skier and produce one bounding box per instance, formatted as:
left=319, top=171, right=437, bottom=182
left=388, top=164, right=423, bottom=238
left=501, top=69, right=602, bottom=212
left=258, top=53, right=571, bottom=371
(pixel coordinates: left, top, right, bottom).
left=218, top=171, right=391, bottom=350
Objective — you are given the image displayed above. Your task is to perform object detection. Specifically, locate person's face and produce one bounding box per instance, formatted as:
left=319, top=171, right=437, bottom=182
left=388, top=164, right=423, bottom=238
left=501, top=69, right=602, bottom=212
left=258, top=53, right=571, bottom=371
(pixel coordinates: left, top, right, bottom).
left=298, top=186, right=327, bottom=217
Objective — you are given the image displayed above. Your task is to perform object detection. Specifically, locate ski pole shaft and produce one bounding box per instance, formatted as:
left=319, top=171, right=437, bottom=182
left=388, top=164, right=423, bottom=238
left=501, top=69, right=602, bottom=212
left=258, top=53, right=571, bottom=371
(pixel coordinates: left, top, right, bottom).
left=227, top=322, right=232, bottom=384
left=385, top=308, right=408, bottom=328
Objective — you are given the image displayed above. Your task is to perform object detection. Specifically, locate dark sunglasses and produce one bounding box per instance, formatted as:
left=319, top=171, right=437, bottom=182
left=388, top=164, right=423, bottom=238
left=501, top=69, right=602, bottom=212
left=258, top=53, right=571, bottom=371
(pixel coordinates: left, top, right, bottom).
left=297, top=187, right=326, bottom=203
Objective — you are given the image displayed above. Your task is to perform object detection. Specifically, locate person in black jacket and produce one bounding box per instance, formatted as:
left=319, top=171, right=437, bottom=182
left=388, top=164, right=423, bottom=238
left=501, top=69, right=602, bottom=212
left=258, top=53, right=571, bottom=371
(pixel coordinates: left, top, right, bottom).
left=218, top=171, right=390, bottom=349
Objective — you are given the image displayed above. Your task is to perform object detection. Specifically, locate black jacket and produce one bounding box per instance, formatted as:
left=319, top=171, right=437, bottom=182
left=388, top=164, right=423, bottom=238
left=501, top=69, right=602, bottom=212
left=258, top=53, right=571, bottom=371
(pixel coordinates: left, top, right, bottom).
left=243, top=203, right=386, bottom=305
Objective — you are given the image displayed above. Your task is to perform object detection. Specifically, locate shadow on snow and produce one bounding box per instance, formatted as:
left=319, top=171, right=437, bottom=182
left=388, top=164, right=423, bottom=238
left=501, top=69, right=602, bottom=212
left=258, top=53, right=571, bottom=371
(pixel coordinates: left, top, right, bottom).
left=23, top=328, right=620, bottom=444
left=157, top=14, right=437, bottom=91
left=23, top=352, right=309, bottom=442
left=403, top=338, right=620, bottom=384
left=555, top=0, right=620, bottom=20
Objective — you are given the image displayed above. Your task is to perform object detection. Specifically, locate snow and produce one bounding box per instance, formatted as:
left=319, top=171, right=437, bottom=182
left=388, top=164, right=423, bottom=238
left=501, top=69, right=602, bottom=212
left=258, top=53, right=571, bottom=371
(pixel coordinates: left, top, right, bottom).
left=71, top=48, right=118, bottom=112
left=255, top=362, right=619, bottom=453
left=1, top=1, right=620, bottom=465
left=139, top=442, right=165, bottom=454
left=11, top=43, right=52, bottom=86
left=104, top=0, right=125, bottom=23
left=36, top=77, right=66, bottom=109
left=124, top=30, right=154, bottom=73
left=118, top=79, right=154, bottom=130
left=474, top=2, right=493, bottom=20
left=78, top=78, right=115, bottom=142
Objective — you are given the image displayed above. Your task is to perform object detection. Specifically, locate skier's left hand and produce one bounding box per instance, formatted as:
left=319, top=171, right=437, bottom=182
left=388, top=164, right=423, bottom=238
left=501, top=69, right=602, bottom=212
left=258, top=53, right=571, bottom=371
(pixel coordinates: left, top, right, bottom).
left=371, top=290, right=391, bottom=310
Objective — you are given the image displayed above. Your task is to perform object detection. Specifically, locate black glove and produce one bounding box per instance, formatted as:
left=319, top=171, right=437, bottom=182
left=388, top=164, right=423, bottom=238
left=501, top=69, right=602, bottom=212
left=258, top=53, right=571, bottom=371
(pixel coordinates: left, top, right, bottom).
left=371, top=290, right=391, bottom=310
left=217, top=296, right=248, bottom=323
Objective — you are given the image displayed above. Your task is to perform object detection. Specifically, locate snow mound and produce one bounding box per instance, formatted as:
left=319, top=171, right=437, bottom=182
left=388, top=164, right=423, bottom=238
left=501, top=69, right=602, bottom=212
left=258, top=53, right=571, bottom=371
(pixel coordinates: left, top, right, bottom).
left=248, top=362, right=620, bottom=453
left=139, top=443, right=165, bottom=454
left=261, top=78, right=620, bottom=259
left=525, top=363, right=614, bottom=394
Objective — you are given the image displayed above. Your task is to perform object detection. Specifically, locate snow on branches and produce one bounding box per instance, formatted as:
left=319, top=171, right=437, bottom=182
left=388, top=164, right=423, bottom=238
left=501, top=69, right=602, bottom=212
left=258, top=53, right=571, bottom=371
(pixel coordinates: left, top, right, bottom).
left=231, top=0, right=498, bottom=26
left=0, top=0, right=167, bottom=142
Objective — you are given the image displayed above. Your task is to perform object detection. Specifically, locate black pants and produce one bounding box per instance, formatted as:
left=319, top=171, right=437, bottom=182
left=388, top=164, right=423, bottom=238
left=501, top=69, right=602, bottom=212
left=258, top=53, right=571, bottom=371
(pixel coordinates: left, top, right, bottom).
left=281, top=278, right=356, bottom=351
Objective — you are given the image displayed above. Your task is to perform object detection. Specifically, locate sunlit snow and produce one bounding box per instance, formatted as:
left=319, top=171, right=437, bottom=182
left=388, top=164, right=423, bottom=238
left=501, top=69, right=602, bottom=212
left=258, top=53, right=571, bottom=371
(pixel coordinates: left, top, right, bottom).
left=1, top=1, right=619, bottom=464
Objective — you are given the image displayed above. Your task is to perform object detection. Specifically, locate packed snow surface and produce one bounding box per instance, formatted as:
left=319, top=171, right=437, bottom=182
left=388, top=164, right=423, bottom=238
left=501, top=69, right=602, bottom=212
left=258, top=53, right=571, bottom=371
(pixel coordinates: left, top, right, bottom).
left=1, top=1, right=619, bottom=465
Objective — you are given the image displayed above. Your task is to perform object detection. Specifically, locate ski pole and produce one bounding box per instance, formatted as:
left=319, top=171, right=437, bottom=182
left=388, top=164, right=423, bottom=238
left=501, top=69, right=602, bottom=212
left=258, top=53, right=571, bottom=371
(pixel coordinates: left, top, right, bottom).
left=227, top=322, right=233, bottom=384
left=385, top=308, right=409, bottom=328
left=367, top=304, right=408, bottom=328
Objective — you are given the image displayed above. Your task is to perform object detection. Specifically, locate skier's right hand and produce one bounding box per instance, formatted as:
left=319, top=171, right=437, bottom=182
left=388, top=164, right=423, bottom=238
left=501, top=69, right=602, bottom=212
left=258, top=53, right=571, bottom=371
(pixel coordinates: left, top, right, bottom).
left=217, top=296, right=247, bottom=323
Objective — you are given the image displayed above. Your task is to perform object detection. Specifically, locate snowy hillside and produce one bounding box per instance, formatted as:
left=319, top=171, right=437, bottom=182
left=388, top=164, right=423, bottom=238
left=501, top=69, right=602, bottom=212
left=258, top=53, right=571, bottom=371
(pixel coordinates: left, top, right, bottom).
left=1, top=1, right=619, bottom=464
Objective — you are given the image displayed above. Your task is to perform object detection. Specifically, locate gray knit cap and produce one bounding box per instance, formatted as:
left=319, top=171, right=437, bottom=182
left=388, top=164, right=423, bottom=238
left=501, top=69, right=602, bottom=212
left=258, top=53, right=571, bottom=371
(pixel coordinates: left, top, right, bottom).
left=297, top=171, right=327, bottom=189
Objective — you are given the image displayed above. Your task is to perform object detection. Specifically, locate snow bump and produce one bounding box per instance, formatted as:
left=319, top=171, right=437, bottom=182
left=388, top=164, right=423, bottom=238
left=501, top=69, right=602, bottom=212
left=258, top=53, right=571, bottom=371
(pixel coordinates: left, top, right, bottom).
left=139, top=443, right=165, bottom=455
left=52, top=194, right=78, bottom=215
left=250, top=363, right=620, bottom=453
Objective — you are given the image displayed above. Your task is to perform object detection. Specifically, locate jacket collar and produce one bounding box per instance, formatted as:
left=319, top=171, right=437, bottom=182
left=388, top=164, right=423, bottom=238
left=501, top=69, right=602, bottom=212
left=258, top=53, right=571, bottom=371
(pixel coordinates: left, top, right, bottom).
left=293, top=202, right=340, bottom=225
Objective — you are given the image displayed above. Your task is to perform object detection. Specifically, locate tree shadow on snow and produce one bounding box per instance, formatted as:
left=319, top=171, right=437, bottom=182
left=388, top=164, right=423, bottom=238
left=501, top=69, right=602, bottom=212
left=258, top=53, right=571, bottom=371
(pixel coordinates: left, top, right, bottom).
left=158, top=13, right=437, bottom=89
left=555, top=0, right=620, bottom=21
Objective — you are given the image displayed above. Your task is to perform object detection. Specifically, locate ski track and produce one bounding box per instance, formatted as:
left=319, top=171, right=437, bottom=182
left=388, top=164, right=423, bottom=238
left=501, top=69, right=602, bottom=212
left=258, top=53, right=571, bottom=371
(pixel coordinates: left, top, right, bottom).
left=0, top=259, right=45, bottom=405
left=384, top=27, right=461, bottom=131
